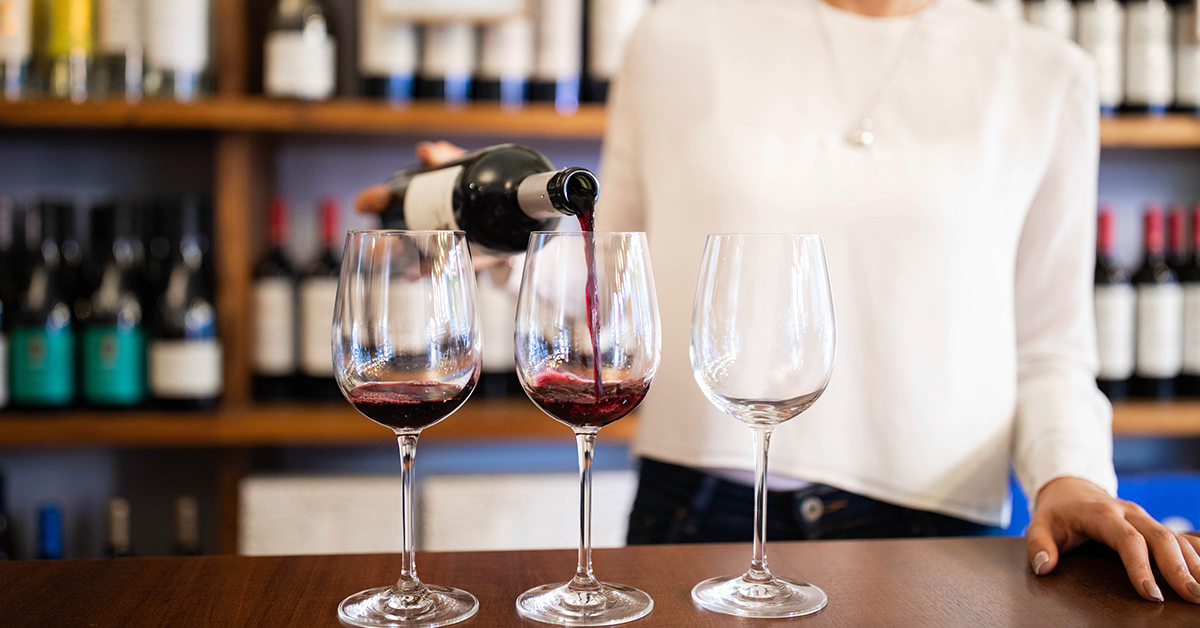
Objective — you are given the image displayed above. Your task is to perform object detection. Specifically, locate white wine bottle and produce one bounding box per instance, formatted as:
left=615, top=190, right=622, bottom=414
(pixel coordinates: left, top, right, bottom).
left=0, top=0, right=32, bottom=100
left=144, top=0, right=210, bottom=101
left=264, top=0, right=336, bottom=100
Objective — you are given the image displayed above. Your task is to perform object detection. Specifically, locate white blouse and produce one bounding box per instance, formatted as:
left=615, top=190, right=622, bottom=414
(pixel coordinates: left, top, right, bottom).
left=597, top=0, right=1116, bottom=526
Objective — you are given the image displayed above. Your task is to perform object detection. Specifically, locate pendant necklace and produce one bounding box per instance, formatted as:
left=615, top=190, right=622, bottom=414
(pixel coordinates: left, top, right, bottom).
left=811, top=0, right=932, bottom=147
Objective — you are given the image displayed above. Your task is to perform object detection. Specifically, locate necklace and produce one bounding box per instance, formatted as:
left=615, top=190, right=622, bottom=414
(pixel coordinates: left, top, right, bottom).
left=811, top=0, right=932, bottom=147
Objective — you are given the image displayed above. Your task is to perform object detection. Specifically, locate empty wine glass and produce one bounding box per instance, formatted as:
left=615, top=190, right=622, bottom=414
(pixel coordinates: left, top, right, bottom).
left=334, top=230, right=481, bottom=627
left=514, top=231, right=660, bottom=626
left=689, top=234, right=836, bottom=618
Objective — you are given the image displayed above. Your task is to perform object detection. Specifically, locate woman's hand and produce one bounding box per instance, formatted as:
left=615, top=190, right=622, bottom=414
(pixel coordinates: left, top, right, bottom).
left=1027, top=476, right=1200, bottom=603
left=353, top=141, right=468, bottom=214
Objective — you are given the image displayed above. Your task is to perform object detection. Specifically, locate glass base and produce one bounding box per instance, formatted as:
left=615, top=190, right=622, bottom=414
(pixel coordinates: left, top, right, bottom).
left=516, top=580, right=653, bottom=626
left=691, top=573, right=827, bottom=618
left=338, top=584, right=479, bottom=627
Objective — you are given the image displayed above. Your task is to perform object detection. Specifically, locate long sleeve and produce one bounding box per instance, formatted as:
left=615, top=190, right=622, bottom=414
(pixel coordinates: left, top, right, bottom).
left=596, top=17, right=648, bottom=233
left=1011, top=63, right=1118, bottom=508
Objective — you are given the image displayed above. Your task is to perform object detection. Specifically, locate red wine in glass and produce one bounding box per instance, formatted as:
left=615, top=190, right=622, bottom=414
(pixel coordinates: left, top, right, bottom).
left=527, top=372, right=649, bottom=430
left=348, top=381, right=476, bottom=431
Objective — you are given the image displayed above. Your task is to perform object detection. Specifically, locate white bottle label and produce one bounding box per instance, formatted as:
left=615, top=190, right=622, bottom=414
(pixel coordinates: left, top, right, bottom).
left=403, top=166, right=462, bottom=231
left=1095, top=284, right=1137, bottom=380
left=1136, top=283, right=1184, bottom=378
left=359, top=0, right=417, bottom=75
left=1076, top=0, right=1125, bottom=108
left=535, top=0, right=583, bottom=81
left=1178, top=6, right=1200, bottom=106
left=98, top=0, right=140, bottom=54
left=588, top=0, right=648, bottom=80
left=1025, top=0, right=1074, bottom=40
left=264, top=28, right=336, bottom=100
left=0, top=0, right=32, bottom=64
left=422, top=21, right=476, bottom=79
left=478, top=272, right=517, bottom=372
left=145, top=0, right=209, bottom=72
left=1125, top=0, right=1174, bottom=106
left=1184, top=284, right=1200, bottom=375
left=253, top=278, right=296, bottom=376
left=300, top=277, right=339, bottom=376
left=480, top=15, right=533, bottom=81
left=149, top=339, right=223, bottom=398
left=0, top=332, right=8, bottom=408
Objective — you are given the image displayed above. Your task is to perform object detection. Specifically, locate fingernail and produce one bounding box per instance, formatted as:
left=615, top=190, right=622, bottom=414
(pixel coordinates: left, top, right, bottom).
left=1031, top=551, right=1050, bottom=576
left=1144, top=579, right=1164, bottom=603
left=1188, top=580, right=1200, bottom=600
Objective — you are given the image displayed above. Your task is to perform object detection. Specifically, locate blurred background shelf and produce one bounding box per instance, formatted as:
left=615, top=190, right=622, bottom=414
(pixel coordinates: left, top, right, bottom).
left=2, top=100, right=1199, bottom=146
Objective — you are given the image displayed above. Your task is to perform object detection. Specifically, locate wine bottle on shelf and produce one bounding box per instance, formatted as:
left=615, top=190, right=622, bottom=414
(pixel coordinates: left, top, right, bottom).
left=358, top=0, right=416, bottom=103
left=531, top=0, right=582, bottom=113
left=147, top=196, right=223, bottom=409
left=299, top=197, right=341, bottom=400
left=586, top=0, right=648, bottom=102
left=476, top=15, right=534, bottom=109
left=264, top=0, right=336, bottom=101
left=81, top=201, right=146, bottom=408
left=37, top=504, right=63, bottom=559
left=1168, top=203, right=1189, bottom=272
left=377, top=143, right=598, bottom=254
left=56, top=202, right=85, bottom=319
left=37, top=0, right=94, bottom=102
left=171, top=496, right=201, bottom=555
left=0, top=473, right=14, bottom=559
left=0, top=295, right=7, bottom=410
left=478, top=268, right=521, bottom=397
left=1177, top=0, right=1200, bottom=114
left=11, top=203, right=75, bottom=408
left=416, top=21, right=476, bottom=106
left=1180, top=204, right=1200, bottom=396
left=252, top=198, right=297, bottom=400
left=95, top=0, right=142, bottom=101
left=1094, top=205, right=1135, bottom=400
left=1133, top=204, right=1183, bottom=398
left=1075, top=0, right=1126, bottom=115
left=1124, top=0, right=1174, bottom=115
left=143, top=0, right=210, bottom=101
left=104, top=497, right=133, bottom=558
left=0, top=0, right=32, bottom=101
left=0, top=197, right=16, bottom=309
left=1023, top=0, right=1075, bottom=39
left=142, top=200, right=172, bottom=302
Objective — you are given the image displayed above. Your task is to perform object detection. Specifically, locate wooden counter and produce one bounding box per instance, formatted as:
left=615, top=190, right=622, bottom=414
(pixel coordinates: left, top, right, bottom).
left=0, top=537, right=1195, bottom=627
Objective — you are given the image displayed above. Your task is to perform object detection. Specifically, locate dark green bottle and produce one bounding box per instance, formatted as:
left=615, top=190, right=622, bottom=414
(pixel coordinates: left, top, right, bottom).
left=11, top=203, right=75, bottom=408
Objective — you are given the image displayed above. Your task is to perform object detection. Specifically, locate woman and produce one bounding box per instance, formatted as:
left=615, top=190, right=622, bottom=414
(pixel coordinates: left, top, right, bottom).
left=359, top=0, right=1200, bottom=604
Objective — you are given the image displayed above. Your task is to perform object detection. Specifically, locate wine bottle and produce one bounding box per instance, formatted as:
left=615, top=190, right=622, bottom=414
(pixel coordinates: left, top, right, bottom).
left=11, top=203, right=75, bottom=408
left=95, top=0, right=142, bottom=101
left=358, top=0, right=416, bottom=103
left=299, top=197, right=341, bottom=399
left=1178, top=0, right=1200, bottom=113
left=1181, top=204, right=1200, bottom=396
left=81, top=201, right=146, bottom=408
left=0, top=197, right=16, bottom=309
left=1094, top=205, right=1135, bottom=400
left=377, top=144, right=598, bottom=254
left=1125, top=0, right=1174, bottom=115
left=0, top=472, right=14, bottom=559
left=37, top=0, right=93, bottom=102
left=57, top=202, right=85, bottom=319
left=38, top=504, right=63, bottom=559
left=263, top=0, right=336, bottom=101
left=253, top=198, right=297, bottom=399
left=1075, top=0, right=1126, bottom=114
left=1024, top=0, right=1075, bottom=39
left=586, top=0, right=648, bottom=102
left=171, top=496, right=201, bottom=555
left=104, top=497, right=133, bottom=558
left=0, top=0, right=32, bottom=101
left=476, top=15, right=533, bottom=108
left=1169, top=203, right=1189, bottom=272
left=531, top=0, right=582, bottom=113
left=147, top=196, right=223, bottom=409
left=416, top=21, right=475, bottom=106
left=0, top=295, right=7, bottom=410
left=1133, top=204, right=1184, bottom=398
left=142, top=200, right=172, bottom=302
left=143, top=0, right=210, bottom=101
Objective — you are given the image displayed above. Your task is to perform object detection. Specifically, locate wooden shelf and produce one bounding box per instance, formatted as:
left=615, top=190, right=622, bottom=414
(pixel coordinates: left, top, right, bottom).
left=2, top=100, right=1200, bottom=146
left=0, top=397, right=639, bottom=448
left=0, top=399, right=1193, bottom=448
left=0, top=98, right=608, bottom=139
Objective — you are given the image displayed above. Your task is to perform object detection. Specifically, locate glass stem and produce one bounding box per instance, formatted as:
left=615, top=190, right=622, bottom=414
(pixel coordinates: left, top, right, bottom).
left=570, top=431, right=602, bottom=592
left=748, top=426, right=774, bottom=582
left=394, top=431, right=423, bottom=594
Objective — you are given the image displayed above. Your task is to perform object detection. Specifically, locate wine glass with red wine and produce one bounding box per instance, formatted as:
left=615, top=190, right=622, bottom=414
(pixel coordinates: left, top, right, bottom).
left=333, top=230, right=481, bottom=628
left=514, top=231, right=660, bottom=626
left=690, top=234, right=835, bottom=618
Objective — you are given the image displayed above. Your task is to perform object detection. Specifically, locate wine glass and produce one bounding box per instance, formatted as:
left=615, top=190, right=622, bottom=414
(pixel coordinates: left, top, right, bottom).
left=689, top=234, right=836, bottom=618
left=333, top=230, right=481, bottom=628
left=514, top=231, right=660, bottom=626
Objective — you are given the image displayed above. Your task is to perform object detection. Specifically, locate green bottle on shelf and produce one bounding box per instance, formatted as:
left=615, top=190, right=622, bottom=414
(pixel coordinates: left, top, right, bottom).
left=11, top=202, right=75, bottom=408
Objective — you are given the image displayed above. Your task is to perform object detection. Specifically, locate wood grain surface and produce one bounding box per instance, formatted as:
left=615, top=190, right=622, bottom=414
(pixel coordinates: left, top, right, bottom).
left=0, top=537, right=1195, bottom=627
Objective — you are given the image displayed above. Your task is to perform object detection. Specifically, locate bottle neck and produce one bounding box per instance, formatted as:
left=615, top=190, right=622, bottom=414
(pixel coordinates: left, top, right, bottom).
left=516, top=168, right=599, bottom=219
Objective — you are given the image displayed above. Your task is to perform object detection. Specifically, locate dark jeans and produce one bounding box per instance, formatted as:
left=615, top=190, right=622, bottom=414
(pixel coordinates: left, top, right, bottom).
left=626, top=458, right=1001, bottom=545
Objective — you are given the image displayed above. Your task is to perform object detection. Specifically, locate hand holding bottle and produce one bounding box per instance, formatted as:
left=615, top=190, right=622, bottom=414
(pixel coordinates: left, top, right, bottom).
left=354, top=141, right=467, bottom=214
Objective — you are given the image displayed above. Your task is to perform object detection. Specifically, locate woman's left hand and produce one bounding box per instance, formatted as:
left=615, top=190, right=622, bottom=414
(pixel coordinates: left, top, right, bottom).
left=1026, top=476, right=1200, bottom=604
